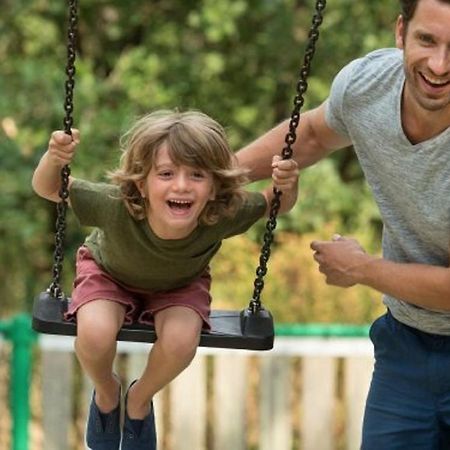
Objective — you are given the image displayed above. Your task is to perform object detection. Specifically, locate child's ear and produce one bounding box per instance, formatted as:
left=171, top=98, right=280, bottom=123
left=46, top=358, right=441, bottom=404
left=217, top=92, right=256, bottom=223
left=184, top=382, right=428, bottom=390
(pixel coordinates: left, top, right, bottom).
left=135, top=180, right=145, bottom=198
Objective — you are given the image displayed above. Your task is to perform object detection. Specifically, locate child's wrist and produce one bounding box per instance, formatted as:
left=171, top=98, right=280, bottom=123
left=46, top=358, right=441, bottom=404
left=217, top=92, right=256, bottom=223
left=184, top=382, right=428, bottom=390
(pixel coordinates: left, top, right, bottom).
left=43, top=151, right=65, bottom=169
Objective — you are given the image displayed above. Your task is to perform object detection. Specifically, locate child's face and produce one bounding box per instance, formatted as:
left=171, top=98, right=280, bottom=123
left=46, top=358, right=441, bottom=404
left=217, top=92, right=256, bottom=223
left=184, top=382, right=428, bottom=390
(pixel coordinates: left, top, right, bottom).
left=137, top=145, right=216, bottom=239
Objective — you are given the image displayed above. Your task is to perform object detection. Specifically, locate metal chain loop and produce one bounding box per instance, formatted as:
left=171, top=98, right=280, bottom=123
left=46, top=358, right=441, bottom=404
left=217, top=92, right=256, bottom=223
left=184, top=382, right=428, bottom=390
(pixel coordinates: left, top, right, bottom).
left=48, top=0, right=78, bottom=304
left=248, top=0, right=327, bottom=313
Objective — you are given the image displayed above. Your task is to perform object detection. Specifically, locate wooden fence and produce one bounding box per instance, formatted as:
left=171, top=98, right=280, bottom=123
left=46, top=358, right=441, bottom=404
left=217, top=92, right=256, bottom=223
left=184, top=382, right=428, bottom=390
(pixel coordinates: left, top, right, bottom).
left=2, top=335, right=374, bottom=450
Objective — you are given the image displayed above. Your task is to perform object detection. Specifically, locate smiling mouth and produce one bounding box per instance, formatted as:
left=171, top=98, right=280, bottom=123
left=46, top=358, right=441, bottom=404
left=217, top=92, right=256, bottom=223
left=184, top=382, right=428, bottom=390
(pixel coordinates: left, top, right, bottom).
left=420, top=72, right=450, bottom=89
left=167, top=200, right=193, bottom=211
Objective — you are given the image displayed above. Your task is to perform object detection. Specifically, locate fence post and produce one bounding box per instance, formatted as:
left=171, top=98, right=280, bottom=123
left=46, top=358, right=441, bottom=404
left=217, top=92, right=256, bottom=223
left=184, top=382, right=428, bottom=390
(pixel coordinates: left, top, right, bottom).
left=42, top=350, right=74, bottom=450
left=213, top=353, right=248, bottom=450
left=259, top=355, right=293, bottom=450
left=344, top=356, right=373, bottom=450
left=301, top=356, right=337, bottom=450
left=170, top=355, right=207, bottom=450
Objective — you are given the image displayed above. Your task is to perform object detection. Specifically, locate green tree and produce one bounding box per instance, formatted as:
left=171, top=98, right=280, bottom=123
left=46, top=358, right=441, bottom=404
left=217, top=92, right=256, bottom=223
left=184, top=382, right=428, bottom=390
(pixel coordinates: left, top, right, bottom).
left=1, top=0, right=400, bottom=318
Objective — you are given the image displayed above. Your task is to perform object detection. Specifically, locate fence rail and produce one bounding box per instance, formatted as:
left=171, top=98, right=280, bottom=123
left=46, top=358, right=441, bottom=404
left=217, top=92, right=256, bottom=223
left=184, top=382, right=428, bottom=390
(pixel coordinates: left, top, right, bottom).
left=0, top=317, right=374, bottom=450
left=37, top=334, right=374, bottom=450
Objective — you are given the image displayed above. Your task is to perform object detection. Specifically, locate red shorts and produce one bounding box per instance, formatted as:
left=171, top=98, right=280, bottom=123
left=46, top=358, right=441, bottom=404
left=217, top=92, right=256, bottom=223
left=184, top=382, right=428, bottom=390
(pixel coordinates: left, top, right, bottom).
left=65, top=246, right=212, bottom=330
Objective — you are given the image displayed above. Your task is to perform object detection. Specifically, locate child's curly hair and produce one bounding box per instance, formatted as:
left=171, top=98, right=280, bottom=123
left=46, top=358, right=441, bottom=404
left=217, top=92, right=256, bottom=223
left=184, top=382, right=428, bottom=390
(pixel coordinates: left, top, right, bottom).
left=107, top=110, right=249, bottom=225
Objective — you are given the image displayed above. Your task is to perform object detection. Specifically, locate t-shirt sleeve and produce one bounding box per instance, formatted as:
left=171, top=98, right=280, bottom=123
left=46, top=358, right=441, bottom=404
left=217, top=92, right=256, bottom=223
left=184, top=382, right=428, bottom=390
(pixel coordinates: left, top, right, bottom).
left=325, top=58, right=363, bottom=137
left=69, top=179, right=119, bottom=227
left=222, top=191, right=267, bottom=238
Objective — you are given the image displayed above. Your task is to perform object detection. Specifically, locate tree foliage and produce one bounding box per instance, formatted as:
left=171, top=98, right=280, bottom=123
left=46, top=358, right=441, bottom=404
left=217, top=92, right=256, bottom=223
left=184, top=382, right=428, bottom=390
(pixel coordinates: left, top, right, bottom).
left=0, top=0, right=400, bottom=320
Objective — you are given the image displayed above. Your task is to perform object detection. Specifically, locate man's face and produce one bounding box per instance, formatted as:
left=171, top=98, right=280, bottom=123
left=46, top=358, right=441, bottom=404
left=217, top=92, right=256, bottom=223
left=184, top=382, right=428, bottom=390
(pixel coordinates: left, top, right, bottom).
left=396, top=0, right=450, bottom=113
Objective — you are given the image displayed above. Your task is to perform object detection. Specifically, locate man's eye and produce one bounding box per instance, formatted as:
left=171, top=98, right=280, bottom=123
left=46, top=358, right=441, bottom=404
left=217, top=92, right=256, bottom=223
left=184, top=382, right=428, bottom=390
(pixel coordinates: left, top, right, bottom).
left=419, top=34, right=434, bottom=44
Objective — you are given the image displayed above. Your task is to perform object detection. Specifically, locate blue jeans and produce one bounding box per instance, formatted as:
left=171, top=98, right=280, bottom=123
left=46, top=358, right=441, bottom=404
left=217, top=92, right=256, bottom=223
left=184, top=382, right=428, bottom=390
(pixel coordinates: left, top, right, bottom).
left=362, top=311, right=450, bottom=449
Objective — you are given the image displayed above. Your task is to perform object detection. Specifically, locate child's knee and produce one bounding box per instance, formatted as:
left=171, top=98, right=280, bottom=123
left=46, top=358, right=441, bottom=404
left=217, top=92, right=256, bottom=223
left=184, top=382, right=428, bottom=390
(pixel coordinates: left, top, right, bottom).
left=159, top=324, right=200, bottom=361
left=76, top=315, right=118, bottom=353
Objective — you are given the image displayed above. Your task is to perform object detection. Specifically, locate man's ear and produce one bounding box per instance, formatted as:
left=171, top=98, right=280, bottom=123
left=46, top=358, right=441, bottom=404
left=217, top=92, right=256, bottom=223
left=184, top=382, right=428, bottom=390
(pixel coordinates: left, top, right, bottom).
left=395, top=15, right=405, bottom=49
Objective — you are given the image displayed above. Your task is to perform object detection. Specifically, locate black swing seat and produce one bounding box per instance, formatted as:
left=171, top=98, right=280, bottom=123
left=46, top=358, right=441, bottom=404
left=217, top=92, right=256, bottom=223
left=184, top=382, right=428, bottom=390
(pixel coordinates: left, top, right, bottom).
left=32, top=291, right=274, bottom=351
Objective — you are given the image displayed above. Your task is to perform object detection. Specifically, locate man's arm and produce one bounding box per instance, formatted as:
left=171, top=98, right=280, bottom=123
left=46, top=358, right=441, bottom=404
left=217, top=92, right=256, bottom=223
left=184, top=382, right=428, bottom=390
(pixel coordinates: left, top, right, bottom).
left=236, top=102, right=351, bottom=180
left=311, top=236, right=450, bottom=310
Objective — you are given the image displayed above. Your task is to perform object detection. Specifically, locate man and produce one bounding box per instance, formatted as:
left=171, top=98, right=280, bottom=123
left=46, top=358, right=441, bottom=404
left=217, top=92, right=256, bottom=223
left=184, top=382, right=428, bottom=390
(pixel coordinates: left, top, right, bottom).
left=236, top=0, right=450, bottom=447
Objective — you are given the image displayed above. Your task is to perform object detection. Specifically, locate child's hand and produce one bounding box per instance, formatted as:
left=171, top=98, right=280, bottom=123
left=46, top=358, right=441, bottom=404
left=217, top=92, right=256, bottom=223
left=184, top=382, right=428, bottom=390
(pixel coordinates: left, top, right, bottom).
left=47, top=129, right=80, bottom=167
left=271, top=155, right=299, bottom=192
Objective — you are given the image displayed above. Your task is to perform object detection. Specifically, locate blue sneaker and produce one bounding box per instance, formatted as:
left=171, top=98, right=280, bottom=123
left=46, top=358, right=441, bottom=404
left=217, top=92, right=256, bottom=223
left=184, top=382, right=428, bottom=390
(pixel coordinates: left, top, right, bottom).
left=85, top=386, right=121, bottom=450
left=121, top=381, right=157, bottom=450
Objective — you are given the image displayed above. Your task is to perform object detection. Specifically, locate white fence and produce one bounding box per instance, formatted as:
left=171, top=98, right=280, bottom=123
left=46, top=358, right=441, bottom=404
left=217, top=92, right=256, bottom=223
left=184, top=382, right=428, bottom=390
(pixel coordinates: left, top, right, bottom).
left=32, top=335, right=374, bottom=450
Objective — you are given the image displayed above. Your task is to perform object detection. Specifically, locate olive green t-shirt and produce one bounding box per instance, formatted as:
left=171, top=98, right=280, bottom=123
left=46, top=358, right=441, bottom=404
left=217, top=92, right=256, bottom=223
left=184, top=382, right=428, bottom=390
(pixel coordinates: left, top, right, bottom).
left=69, top=179, right=267, bottom=291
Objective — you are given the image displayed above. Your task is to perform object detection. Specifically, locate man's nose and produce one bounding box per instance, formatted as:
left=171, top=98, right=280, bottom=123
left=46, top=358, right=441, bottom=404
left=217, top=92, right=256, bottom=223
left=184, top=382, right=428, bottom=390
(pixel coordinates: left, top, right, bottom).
left=428, top=48, right=450, bottom=77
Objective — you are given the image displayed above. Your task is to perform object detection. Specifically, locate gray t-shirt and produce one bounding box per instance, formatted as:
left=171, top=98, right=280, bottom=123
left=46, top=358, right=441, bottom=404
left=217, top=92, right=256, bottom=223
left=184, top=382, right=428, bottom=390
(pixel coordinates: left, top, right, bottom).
left=325, top=48, right=450, bottom=335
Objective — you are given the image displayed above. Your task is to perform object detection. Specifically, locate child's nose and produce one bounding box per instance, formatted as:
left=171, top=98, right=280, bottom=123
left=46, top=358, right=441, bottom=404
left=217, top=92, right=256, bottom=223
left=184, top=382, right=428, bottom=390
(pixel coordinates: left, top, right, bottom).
left=174, top=173, right=189, bottom=191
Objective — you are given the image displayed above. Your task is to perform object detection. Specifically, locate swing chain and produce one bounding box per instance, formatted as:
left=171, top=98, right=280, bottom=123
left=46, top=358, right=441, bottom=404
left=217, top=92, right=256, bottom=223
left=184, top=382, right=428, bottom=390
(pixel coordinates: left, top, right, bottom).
left=248, top=0, right=327, bottom=314
left=48, top=0, right=78, bottom=304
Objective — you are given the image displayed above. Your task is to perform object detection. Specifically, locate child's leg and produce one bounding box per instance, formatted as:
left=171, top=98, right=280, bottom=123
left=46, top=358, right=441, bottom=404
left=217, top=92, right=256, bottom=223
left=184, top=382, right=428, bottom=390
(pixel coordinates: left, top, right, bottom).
left=75, top=299, right=126, bottom=413
left=126, top=306, right=203, bottom=419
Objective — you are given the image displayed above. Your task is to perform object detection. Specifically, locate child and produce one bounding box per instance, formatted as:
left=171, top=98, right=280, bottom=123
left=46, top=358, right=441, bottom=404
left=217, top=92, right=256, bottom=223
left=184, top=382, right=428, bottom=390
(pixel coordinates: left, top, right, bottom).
left=32, top=110, right=299, bottom=450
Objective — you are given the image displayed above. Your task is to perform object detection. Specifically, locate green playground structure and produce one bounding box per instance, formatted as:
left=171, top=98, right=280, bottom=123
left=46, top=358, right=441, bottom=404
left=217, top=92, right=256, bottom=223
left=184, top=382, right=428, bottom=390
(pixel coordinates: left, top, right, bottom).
left=0, top=315, right=36, bottom=450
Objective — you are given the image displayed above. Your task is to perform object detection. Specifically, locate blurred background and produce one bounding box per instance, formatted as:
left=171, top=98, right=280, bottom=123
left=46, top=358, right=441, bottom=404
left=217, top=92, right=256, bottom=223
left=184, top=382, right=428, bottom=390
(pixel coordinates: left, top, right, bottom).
left=0, top=1, right=401, bottom=449
left=0, top=0, right=400, bottom=323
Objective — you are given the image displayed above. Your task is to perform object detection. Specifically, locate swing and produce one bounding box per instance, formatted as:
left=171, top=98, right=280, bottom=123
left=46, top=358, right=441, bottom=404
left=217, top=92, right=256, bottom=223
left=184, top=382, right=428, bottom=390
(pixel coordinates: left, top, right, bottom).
left=32, top=0, right=327, bottom=351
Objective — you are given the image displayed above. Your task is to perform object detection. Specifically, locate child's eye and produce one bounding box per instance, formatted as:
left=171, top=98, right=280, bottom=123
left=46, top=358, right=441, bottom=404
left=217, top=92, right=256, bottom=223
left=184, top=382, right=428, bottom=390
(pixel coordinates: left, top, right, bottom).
left=191, top=171, right=206, bottom=179
left=158, top=170, right=173, bottom=178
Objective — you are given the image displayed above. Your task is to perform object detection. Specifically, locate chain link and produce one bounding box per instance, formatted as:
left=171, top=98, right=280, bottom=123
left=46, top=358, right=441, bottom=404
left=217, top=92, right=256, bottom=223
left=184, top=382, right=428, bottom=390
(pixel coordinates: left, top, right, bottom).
left=48, top=0, right=78, bottom=304
left=248, top=0, right=327, bottom=313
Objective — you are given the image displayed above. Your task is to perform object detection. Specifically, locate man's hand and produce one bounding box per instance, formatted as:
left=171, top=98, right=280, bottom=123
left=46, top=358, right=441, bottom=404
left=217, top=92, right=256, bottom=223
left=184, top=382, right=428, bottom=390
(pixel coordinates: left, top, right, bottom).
left=310, top=234, right=373, bottom=287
